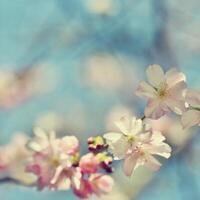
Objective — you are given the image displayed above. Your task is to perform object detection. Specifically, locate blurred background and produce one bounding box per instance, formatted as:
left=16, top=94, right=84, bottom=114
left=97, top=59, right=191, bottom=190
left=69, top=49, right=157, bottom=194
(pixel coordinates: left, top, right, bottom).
left=0, top=0, right=200, bottom=199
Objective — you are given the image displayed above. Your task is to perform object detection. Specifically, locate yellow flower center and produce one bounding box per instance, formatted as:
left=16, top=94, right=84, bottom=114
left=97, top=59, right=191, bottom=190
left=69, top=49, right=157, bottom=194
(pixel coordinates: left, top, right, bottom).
left=127, top=135, right=135, bottom=143
left=50, top=157, right=60, bottom=167
left=157, top=84, right=168, bottom=99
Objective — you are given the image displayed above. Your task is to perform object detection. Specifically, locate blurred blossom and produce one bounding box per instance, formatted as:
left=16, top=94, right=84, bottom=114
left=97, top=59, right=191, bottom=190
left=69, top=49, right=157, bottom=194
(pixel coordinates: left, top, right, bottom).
left=85, top=0, right=117, bottom=16
left=0, top=64, right=57, bottom=109
left=146, top=116, right=194, bottom=150
left=84, top=54, right=128, bottom=92
left=73, top=174, right=113, bottom=199
left=35, top=112, right=66, bottom=133
left=104, top=116, right=171, bottom=176
left=181, top=90, right=200, bottom=128
left=26, top=63, right=58, bottom=95
left=168, top=1, right=200, bottom=54
left=0, top=133, right=36, bottom=184
left=167, top=120, right=193, bottom=150
left=136, top=65, right=187, bottom=119
left=100, top=186, right=129, bottom=200
left=144, top=115, right=173, bottom=134
left=79, top=153, right=99, bottom=174
left=0, top=70, right=29, bottom=108
left=26, top=128, right=80, bottom=190
left=25, top=128, right=114, bottom=198
left=89, top=174, right=114, bottom=196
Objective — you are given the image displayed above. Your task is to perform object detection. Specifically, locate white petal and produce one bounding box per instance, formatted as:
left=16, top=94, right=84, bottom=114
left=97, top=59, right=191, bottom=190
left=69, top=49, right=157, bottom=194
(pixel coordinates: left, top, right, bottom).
left=151, top=131, right=166, bottom=143
left=103, top=132, right=122, bottom=143
left=104, top=133, right=129, bottom=159
left=115, top=116, right=132, bottom=135
left=138, top=132, right=152, bottom=143
left=181, top=110, right=200, bottom=129
left=131, top=118, right=143, bottom=135
left=34, top=127, right=48, bottom=140
left=136, top=81, right=156, bottom=98
left=26, top=140, right=43, bottom=152
left=111, top=138, right=129, bottom=160
left=146, top=65, right=165, bottom=88
left=148, top=144, right=171, bottom=159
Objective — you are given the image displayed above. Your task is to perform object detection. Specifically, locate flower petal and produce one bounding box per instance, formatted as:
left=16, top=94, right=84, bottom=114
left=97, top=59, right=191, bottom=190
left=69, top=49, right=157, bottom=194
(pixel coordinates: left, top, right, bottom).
left=103, top=132, right=122, bottom=143
left=146, top=65, right=165, bottom=88
left=51, top=166, right=64, bottom=184
left=186, top=90, right=200, bottom=107
left=115, top=116, right=132, bottom=135
left=145, top=100, right=167, bottom=119
left=123, top=154, right=138, bottom=176
left=168, top=81, right=187, bottom=100
left=151, top=131, right=166, bottom=143
left=104, top=132, right=129, bottom=159
left=131, top=118, right=143, bottom=135
left=56, top=177, right=71, bottom=190
left=165, top=99, right=186, bottom=115
left=145, top=143, right=171, bottom=159
left=60, top=136, right=79, bottom=155
left=166, top=68, right=186, bottom=88
left=145, top=155, right=161, bottom=171
left=136, top=81, right=156, bottom=98
left=181, top=110, right=200, bottom=129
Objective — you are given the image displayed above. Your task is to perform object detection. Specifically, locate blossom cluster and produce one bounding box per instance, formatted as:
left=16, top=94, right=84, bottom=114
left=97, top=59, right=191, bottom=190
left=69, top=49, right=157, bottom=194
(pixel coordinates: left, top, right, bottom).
left=26, top=128, right=113, bottom=199
left=0, top=65, right=199, bottom=199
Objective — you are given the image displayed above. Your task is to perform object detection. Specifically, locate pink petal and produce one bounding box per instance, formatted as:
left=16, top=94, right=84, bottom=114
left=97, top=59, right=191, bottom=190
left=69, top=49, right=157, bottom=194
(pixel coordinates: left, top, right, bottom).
left=145, top=155, right=161, bottom=171
left=165, top=99, right=186, bottom=115
left=26, top=164, right=41, bottom=175
left=168, top=81, right=187, bottom=100
left=165, top=68, right=186, bottom=88
left=79, top=153, right=99, bottom=174
left=186, top=90, right=200, bottom=107
left=145, top=100, right=168, bottom=119
left=96, top=175, right=113, bottom=194
left=73, top=179, right=92, bottom=199
left=91, top=174, right=114, bottom=195
left=123, top=153, right=138, bottom=176
left=144, top=115, right=172, bottom=133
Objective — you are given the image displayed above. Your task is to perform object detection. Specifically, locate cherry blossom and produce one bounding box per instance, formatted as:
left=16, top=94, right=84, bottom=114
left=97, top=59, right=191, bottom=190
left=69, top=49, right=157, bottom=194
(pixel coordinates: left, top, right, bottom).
left=1, top=64, right=200, bottom=199
left=136, top=65, right=187, bottom=119
left=0, top=134, right=35, bottom=184
left=73, top=174, right=114, bottom=198
left=181, top=90, right=200, bottom=128
left=79, top=153, right=99, bottom=174
left=26, top=128, right=80, bottom=190
left=104, top=116, right=171, bottom=176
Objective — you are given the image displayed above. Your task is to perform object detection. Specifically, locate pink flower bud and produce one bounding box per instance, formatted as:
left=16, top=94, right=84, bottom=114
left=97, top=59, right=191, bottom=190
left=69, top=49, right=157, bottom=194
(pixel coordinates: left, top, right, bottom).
left=79, top=153, right=99, bottom=174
